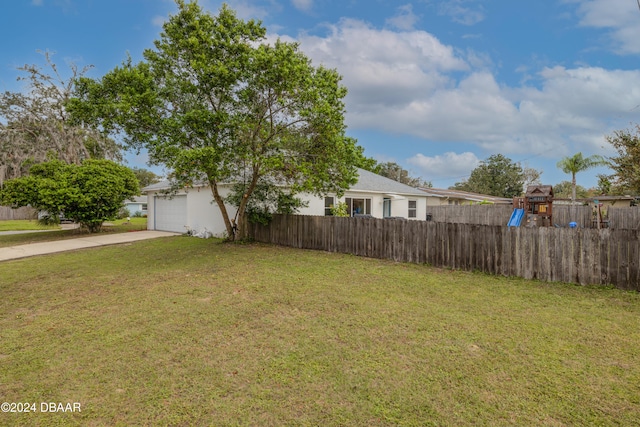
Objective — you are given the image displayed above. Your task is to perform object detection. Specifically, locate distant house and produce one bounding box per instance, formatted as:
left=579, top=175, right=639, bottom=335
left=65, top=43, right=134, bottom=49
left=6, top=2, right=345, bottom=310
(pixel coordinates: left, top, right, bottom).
left=554, top=195, right=636, bottom=208
left=123, top=196, right=148, bottom=217
left=143, top=168, right=430, bottom=236
left=419, top=188, right=512, bottom=206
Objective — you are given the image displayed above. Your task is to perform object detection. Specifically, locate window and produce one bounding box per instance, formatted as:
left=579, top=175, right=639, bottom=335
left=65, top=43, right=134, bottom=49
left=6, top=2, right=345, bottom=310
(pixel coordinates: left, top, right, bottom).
left=408, top=200, right=417, bottom=218
left=383, top=198, right=391, bottom=218
left=345, top=198, right=371, bottom=216
left=324, top=196, right=334, bottom=216
left=141, top=204, right=148, bottom=211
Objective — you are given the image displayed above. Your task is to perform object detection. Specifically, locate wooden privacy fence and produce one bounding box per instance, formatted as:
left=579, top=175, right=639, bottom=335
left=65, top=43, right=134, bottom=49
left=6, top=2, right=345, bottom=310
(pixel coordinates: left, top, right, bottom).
left=426, top=205, right=640, bottom=230
left=426, top=205, right=512, bottom=226
left=0, top=206, right=37, bottom=221
left=245, top=215, right=640, bottom=292
left=607, top=207, right=640, bottom=230
left=552, top=205, right=593, bottom=227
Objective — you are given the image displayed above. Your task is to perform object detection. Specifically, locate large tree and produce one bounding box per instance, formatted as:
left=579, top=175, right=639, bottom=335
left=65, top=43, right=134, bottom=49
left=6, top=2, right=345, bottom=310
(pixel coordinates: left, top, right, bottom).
left=605, top=125, right=640, bottom=194
left=553, top=180, right=589, bottom=200
left=131, top=167, right=161, bottom=190
left=0, top=51, right=121, bottom=186
left=451, top=154, right=525, bottom=198
left=556, top=152, right=607, bottom=203
left=374, top=162, right=431, bottom=188
left=0, top=159, right=138, bottom=232
left=68, top=1, right=361, bottom=240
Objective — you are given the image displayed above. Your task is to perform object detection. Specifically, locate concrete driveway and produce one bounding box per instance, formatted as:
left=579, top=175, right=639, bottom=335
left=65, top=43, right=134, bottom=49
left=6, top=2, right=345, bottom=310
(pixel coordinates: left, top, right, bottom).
left=0, top=230, right=178, bottom=262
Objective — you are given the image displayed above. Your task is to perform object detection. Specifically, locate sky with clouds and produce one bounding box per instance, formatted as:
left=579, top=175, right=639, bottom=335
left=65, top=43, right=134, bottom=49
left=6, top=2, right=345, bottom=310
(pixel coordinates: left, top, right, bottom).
left=2, top=0, right=640, bottom=189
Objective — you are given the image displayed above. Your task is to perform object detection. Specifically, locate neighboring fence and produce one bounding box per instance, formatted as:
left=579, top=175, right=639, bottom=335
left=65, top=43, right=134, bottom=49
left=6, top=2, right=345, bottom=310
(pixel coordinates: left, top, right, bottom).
left=426, top=204, right=640, bottom=230
left=552, top=205, right=593, bottom=227
left=0, top=206, right=37, bottom=220
left=607, top=207, right=640, bottom=230
left=425, top=205, right=594, bottom=227
left=426, top=205, right=512, bottom=226
left=244, top=215, right=640, bottom=292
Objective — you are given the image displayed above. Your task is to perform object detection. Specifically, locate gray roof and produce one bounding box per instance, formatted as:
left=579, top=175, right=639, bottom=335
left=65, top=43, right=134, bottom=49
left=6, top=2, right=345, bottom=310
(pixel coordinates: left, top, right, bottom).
left=419, top=187, right=512, bottom=204
left=350, top=168, right=428, bottom=196
left=142, top=168, right=428, bottom=197
left=124, top=195, right=148, bottom=204
left=142, top=181, right=175, bottom=192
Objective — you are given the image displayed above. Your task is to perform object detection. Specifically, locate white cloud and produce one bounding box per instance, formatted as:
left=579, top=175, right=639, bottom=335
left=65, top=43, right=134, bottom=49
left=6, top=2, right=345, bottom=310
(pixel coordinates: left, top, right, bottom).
left=296, top=18, right=468, bottom=110
left=291, top=0, right=313, bottom=13
left=408, top=152, right=480, bottom=179
left=571, top=0, right=640, bottom=54
left=386, top=4, right=420, bottom=31
left=269, top=14, right=640, bottom=166
left=438, top=0, right=485, bottom=26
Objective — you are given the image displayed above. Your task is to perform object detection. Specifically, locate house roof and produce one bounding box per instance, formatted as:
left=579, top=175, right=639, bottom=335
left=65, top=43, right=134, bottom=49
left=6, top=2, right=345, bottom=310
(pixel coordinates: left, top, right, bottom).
left=124, top=196, right=148, bottom=204
left=419, top=187, right=512, bottom=204
left=142, top=168, right=428, bottom=197
left=350, top=168, right=428, bottom=196
left=142, top=181, right=174, bottom=192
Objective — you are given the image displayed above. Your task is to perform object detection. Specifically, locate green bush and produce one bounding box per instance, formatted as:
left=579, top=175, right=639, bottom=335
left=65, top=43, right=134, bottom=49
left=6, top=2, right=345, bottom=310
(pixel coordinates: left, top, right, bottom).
left=1, top=159, right=139, bottom=232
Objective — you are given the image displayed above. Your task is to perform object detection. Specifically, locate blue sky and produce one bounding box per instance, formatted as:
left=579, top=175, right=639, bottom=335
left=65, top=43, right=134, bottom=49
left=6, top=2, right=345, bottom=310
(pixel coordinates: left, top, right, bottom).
left=2, top=0, right=640, bottom=189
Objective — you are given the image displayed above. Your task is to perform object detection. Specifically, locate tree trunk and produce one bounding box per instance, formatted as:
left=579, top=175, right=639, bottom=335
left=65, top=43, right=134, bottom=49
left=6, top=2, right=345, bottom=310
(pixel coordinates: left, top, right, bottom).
left=234, top=168, right=261, bottom=240
left=571, top=172, right=577, bottom=204
left=209, top=179, right=235, bottom=240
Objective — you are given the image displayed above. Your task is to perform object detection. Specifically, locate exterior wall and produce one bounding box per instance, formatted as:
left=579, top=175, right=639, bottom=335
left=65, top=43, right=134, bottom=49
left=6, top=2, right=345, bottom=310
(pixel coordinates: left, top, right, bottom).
left=147, top=186, right=238, bottom=238
left=297, top=192, right=326, bottom=216
left=124, top=203, right=146, bottom=216
left=147, top=186, right=430, bottom=237
left=186, top=186, right=236, bottom=237
left=426, top=197, right=444, bottom=207
left=300, top=191, right=428, bottom=220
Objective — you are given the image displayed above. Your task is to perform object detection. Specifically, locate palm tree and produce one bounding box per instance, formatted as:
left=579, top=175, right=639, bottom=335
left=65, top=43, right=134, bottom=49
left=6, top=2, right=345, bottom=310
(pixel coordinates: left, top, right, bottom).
left=556, top=152, right=607, bottom=203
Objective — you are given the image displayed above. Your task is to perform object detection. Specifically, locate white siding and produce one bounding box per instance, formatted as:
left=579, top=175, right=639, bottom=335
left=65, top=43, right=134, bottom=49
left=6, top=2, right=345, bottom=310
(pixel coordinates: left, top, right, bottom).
left=298, top=191, right=428, bottom=220
left=147, top=187, right=238, bottom=238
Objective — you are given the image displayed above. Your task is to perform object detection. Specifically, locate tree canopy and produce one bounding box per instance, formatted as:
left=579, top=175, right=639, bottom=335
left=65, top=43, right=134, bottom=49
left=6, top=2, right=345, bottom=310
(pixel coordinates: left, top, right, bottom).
left=451, top=154, right=525, bottom=198
left=0, top=159, right=138, bottom=232
left=556, top=152, right=607, bottom=203
left=0, top=51, right=121, bottom=186
left=131, top=167, right=161, bottom=191
left=373, top=162, right=431, bottom=188
left=553, top=180, right=589, bottom=200
left=605, top=125, right=640, bottom=195
left=68, top=1, right=362, bottom=239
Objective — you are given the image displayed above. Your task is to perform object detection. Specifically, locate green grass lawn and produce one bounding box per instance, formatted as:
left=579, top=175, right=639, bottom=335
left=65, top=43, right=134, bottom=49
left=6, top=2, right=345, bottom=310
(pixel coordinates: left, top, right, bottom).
left=0, top=220, right=59, bottom=232
left=1, top=237, right=639, bottom=426
left=0, top=218, right=148, bottom=248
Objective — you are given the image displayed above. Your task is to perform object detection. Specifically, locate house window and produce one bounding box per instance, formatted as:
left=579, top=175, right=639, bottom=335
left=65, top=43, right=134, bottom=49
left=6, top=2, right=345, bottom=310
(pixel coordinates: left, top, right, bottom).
left=383, top=198, right=391, bottom=218
left=408, top=200, right=417, bottom=218
left=141, top=204, right=148, bottom=211
left=345, top=198, right=371, bottom=216
left=324, top=196, right=334, bottom=216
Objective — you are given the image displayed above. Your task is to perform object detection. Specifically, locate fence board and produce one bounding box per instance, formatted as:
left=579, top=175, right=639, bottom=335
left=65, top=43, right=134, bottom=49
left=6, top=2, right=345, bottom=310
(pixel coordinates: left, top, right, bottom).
left=246, top=215, right=640, bottom=292
left=608, top=207, right=640, bottom=230
left=0, top=206, right=37, bottom=220
left=423, top=204, right=640, bottom=229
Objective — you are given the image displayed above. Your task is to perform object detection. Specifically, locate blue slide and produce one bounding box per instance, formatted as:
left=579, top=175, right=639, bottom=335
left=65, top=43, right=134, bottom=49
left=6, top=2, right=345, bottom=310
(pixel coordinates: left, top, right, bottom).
left=507, top=208, right=524, bottom=227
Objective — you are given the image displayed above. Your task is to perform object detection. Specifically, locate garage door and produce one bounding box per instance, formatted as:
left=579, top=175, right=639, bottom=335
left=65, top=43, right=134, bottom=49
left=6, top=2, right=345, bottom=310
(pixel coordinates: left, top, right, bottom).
left=154, top=195, right=187, bottom=233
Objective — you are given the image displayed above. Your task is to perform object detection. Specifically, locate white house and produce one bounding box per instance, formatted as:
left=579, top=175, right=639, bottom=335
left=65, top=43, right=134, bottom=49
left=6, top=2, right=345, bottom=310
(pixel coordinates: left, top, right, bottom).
left=143, top=168, right=430, bottom=237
